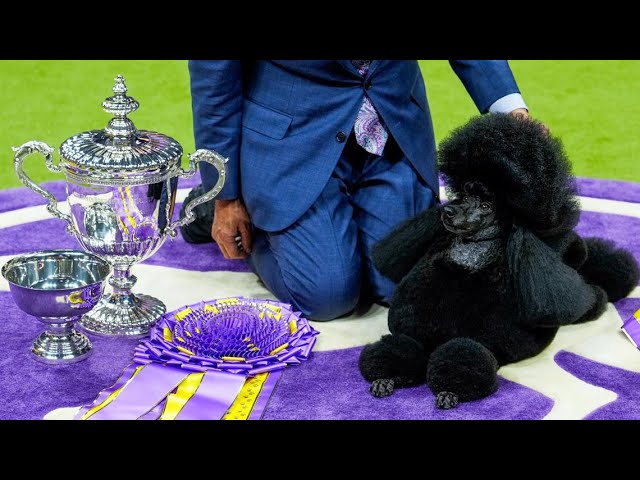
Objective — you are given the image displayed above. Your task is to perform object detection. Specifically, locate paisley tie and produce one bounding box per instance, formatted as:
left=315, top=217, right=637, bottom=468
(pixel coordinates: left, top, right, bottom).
left=351, top=60, right=389, bottom=155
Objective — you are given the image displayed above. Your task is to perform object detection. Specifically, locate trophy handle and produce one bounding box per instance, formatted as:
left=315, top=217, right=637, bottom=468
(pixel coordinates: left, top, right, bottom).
left=165, top=148, right=228, bottom=238
left=12, top=141, right=77, bottom=235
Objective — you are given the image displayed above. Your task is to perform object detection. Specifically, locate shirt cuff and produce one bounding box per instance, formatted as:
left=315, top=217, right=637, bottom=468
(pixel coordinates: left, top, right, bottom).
left=488, top=93, right=528, bottom=114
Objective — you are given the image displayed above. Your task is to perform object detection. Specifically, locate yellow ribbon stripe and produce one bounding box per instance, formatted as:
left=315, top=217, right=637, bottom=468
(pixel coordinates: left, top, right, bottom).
left=634, top=309, right=640, bottom=320
left=270, top=343, right=288, bottom=355
left=222, top=373, right=269, bottom=420
left=176, top=346, right=195, bottom=355
left=159, top=372, right=206, bottom=420
left=174, top=308, right=193, bottom=321
left=216, top=297, right=240, bottom=306
left=204, top=304, right=219, bottom=314
left=80, top=365, right=145, bottom=420
left=221, top=356, right=245, bottom=362
left=163, top=327, right=173, bottom=342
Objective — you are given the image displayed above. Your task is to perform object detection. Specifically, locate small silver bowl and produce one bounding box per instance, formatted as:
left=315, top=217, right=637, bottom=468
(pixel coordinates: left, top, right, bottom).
left=2, top=250, right=111, bottom=364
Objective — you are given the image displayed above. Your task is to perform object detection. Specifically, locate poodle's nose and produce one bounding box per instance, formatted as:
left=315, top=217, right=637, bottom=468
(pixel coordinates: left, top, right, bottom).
left=443, top=205, right=456, bottom=218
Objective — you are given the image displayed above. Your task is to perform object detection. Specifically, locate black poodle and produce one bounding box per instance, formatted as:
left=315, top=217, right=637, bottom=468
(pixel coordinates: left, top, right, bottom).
left=358, top=114, right=639, bottom=409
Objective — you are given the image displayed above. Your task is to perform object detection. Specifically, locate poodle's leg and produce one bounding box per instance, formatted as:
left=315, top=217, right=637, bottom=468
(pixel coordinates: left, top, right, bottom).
left=359, top=333, right=426, bottom=398
left=426, top=338, right=498, bottom=409
left=562, top=232, right=588, bottom=270
left=573, top=285, right=608, bottom=324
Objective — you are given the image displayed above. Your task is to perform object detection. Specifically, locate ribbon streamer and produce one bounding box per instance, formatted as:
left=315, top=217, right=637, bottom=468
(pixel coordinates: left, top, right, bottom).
left=76, top=297, right=318, bottom=420
left=622, top=309, right=640, bottom=349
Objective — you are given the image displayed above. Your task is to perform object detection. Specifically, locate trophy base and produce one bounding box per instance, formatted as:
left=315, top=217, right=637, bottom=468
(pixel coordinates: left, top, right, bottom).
left=79, top=293, right=166, bottom=337
left=32, top=329, right=93, bottom=364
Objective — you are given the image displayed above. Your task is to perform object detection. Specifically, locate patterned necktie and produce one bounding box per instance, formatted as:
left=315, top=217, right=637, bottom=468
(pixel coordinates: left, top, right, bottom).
left=351, top=60, right=389, bottom=155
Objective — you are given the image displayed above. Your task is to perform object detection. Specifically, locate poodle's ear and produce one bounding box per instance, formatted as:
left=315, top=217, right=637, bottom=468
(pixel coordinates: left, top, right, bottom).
left=373, top=205, right=444, bottom=284
left=507, top=226, right=597, bottom=327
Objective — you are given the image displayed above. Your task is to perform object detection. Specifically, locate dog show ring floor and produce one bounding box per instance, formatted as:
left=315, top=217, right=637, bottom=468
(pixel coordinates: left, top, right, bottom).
left=1, top=175, right=639, bottom=420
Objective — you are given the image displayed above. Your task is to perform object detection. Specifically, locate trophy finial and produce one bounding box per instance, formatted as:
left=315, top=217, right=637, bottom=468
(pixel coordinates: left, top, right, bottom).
left=112, top=74, right=127, bottom=95
left=102, top=74, right=139, bottom=138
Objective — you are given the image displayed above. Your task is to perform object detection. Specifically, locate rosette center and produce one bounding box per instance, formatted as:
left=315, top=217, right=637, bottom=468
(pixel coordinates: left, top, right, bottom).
left=172, top=305, right=290, bottom=360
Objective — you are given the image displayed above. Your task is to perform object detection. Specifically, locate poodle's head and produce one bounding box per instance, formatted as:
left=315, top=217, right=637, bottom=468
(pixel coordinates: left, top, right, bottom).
left=441, top=180, right=508, bottom=240
left=438, top=114, right=580, bottom=237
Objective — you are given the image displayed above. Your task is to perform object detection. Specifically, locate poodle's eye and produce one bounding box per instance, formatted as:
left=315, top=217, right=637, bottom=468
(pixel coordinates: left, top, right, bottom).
left=462, top=195, right=470, bottom=202
left=480, top=203, right=492, bottom=211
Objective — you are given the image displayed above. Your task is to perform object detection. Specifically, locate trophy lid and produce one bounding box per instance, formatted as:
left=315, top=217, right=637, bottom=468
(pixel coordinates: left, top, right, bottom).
left=59, top=75, right=183, bottom=186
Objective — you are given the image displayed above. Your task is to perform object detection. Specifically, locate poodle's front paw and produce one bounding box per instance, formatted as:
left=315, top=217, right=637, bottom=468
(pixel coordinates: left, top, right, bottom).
left=436, top=391, right=459, bottom=409
left=370, top=378, right=395, bottom=398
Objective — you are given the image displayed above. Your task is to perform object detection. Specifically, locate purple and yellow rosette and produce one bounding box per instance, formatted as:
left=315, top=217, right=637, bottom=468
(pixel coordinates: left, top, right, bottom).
left=76, top=297, right=318, bottom=420
left=622, top=308, right=640, bottom=349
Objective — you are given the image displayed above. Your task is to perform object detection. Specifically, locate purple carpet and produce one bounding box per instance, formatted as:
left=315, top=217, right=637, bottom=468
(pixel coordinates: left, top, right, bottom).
left=262, top=346, right=552, bottom=420
left=1, top=177, right=639, bottom=420
left=555, top=350, right=640, bottom=420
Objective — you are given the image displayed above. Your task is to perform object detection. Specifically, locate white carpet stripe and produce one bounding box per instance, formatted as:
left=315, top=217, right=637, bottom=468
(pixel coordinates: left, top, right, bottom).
left=0, top=204, right=52, bottom=228
left=44, top=407, right=80, bottom=420
left=175, top=188, right=189, bottom=204
left=627, top=286, right=640, bottom=298
left=0, top=255, right=389, bottom=353
left=0, top=188, right=638, bottom=230
left=578, top=196, right=640, bottom=219
left=498, top=304, right=636, bottom=420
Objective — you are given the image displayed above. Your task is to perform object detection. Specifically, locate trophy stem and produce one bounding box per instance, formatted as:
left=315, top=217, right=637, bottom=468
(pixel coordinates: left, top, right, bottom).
left=78, top=265, right=166, bottom=337
left=110, top=265, right=137, bottom=296
left=32, top=319, right=93, bottom=364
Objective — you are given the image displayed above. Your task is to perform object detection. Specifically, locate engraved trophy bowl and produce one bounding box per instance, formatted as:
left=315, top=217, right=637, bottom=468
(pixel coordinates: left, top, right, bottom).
left=1, top=250, right=111, bottom=363
left=13, top=75, right=227, bottom=337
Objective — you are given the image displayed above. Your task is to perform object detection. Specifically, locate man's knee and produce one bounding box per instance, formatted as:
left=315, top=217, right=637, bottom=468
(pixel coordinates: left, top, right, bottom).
left=284, top=271, right=361, bottom=322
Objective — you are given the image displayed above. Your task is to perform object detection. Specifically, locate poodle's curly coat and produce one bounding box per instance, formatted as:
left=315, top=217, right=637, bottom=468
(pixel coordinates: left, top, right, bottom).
left=358, top=114, right=639, bottom=409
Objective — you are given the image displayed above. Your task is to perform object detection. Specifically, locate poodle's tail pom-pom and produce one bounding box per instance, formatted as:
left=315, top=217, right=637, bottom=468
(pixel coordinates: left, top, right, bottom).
left=580, top=238, right=639, bottom=302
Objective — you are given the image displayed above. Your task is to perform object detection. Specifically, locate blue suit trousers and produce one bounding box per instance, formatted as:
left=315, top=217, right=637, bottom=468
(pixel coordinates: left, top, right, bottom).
left=245, top=133, right=436, bottom=320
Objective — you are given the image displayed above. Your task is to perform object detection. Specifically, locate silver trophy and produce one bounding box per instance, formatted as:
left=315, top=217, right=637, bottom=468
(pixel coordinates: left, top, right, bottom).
left=13, top=75, right=227, bottom=337
left=2, top=250, right=111, bottom=363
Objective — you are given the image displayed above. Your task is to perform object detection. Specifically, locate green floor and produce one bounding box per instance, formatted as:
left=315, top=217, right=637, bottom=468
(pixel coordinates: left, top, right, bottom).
left=1, top=60, right=638, bottom=190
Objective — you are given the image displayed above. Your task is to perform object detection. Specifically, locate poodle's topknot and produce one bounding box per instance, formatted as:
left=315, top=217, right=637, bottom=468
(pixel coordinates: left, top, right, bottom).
left=438, top=114, right=580, bottom=236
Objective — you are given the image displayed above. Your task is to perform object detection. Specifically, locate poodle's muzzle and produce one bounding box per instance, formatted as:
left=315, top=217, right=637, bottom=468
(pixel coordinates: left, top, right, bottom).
left=441, top=198, right=498, bottom=237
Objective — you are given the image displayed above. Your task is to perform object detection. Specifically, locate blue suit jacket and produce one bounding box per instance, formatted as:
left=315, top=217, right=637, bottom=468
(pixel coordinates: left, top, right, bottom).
left=189, top=60, right=520, bottom=232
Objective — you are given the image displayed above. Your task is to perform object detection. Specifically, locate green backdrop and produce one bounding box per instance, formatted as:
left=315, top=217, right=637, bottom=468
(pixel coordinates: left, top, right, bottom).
left=1, top=60, right=638, bottom=190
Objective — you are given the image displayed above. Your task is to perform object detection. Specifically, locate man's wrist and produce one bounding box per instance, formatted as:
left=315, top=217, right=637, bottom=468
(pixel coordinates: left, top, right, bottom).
left=488, top=93, right=528, bottom=114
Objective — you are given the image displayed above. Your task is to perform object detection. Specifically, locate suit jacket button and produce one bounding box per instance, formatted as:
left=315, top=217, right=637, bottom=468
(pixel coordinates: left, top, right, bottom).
left=336, top=131, right=346, bottom=143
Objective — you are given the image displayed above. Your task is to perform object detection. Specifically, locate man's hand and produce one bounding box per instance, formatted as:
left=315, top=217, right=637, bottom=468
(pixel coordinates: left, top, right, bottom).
left=509, top=108, right=550, bottom=135
left=212, top=199, right=252, bottom=259
left=509, top=108, right=529, bottom=119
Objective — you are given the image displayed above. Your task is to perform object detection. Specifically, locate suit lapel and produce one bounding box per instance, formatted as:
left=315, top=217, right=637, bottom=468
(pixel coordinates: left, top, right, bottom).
left=367, top=60, right=384, bottom=76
